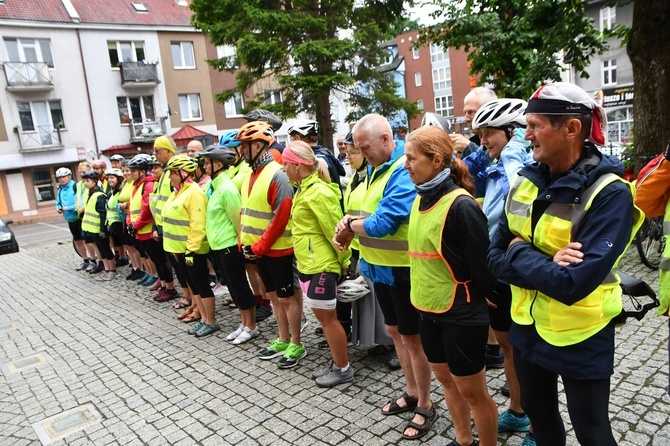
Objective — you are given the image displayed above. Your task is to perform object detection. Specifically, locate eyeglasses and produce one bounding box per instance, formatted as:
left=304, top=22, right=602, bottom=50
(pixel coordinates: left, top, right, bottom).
left=346, top=151, right=361, bottom=156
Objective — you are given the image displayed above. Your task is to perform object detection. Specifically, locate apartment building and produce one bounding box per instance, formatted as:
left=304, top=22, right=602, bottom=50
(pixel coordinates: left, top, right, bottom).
left=0, top=0, right=222, bottom=222
left=572, top=0, right=634, bottom=151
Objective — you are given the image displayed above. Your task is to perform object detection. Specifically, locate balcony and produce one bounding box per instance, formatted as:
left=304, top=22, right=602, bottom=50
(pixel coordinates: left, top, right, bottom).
left=3, top=62, right=53, bottom=92
left=120, top=62, right=160, bottom=88
left=128, top=118, right=167, bottom=143
left=15, top=125, right=64, bottom=153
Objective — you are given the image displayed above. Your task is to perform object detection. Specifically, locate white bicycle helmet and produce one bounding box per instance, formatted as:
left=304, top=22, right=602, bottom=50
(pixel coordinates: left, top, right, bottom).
left=472, top=98, right=527, bottom=130
left=421, top=112, right=452, bottom=133
left=110, top=154, right=125, bottom=162
left=55, top=167, right=72, bottom=178
left=337, top=275, right=370, bottom=303
left=288, top=119, right=319, bottom=136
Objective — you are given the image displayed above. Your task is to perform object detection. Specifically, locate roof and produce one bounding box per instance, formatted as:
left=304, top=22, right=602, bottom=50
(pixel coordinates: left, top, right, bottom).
left=0, top=0, right=74, bottom=23
left=171, top=124, right=215, bottom=146
left=71, top=0, right=193, bottom=27
left=103, top=143, right=151, bottom=155
left=0, top=0, right=194, bottom=27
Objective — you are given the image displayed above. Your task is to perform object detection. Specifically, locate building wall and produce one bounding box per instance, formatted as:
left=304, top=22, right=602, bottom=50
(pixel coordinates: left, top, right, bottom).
left=158, top=31, right=217, bottom=136
left=78, top=29, right=168, bottom=152
left=0, top=25, right=94, bottom=218
left=397, top=31, right=434, bottom=131
left=449, top=47, right=475, bottom=121
left=205, top=41, right=247, bottom=134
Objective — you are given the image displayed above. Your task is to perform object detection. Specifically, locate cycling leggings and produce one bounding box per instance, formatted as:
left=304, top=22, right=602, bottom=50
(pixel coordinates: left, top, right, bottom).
left=514, top=349, right=616, bottom=446
left=139, top=238, right=173, bottom=283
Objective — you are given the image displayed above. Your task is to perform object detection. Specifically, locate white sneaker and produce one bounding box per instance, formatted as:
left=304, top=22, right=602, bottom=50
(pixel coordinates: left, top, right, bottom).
left=232, top=327, right=260, bottom=345
left=225, top=324, right=244, bottom=341
left=212, top=284, right=229, bottom=297
left=96, top=271, right=109, bottom=281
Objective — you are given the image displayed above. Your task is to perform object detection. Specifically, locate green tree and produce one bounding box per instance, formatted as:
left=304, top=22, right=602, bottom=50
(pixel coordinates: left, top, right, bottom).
left=421, top=0, right=607, bottom=98
left=190, top=0, right=420, bottom=149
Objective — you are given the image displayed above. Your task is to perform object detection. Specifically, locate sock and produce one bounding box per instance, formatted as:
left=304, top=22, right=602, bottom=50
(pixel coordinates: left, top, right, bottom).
left=255, top=295, right=270, bottom=308
left=110, top=269, right=117, bottom=273
left=339, top=363, right=350, bottom=372
left=487, top=344, right=501, bottom=355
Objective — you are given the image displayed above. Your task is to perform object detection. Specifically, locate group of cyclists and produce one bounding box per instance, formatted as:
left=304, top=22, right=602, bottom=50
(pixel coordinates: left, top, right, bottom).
left=54, top=80, right=648, bottom=445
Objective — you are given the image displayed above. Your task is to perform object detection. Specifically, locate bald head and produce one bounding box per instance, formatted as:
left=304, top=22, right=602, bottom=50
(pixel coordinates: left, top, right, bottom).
left=352, top=114, right=395, bottom=167
left=187, top=140, right=204, bottom=157
left=463, top=87, right=498, bottom=125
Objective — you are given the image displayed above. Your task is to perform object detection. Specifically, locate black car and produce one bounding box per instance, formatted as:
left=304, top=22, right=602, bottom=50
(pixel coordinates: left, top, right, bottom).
left=0, top=218, right=19, bottom=254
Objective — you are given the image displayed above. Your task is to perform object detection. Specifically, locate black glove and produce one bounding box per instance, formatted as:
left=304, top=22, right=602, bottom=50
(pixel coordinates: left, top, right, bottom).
left=664, top=141, right=670, bottom=161
left=128, top=224, right=136, bottom=236
left=241, top=245, right=257, bottom=259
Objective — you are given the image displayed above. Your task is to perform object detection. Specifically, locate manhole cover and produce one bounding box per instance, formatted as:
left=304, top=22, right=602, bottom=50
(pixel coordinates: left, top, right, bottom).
left=1, top=352, right=53, bottom=376
left=32, top=404, right=102, bottom=445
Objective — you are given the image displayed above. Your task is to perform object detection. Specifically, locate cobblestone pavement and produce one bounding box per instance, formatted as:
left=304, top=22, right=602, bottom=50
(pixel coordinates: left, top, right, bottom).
left=0, top=242, right=668, bottom=445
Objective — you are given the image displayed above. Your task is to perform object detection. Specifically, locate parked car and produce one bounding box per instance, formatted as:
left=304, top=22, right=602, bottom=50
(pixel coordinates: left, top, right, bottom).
left=0, top=218, right=19, bottom=254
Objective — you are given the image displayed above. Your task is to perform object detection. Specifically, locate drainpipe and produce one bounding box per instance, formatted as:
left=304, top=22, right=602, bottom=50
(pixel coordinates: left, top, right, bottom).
left=76, top=28, right=101, bottom=158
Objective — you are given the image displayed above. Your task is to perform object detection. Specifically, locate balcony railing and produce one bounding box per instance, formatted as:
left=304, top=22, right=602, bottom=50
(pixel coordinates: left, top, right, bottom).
left=15, top=125, right=64, bottom=152
left=120, top=62, right=160, bottom=87
left=128, top=119, right=166, bottom=143
left=3, top=62, right=53, bottom=91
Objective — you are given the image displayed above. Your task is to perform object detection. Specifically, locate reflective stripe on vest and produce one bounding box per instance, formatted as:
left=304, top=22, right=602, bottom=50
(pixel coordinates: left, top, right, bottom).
left=505, top=172, right=644, bottom=346
left=344, top=174, right=367, bottom=251
left=408, top=189, right=472, bottom=313
left=150, top=171, right=172, bottom=226
left=129, top=182, right=152, bottom=235
left=81, top=191, right=103, bottom=233
left=106, top=193, right=122, bottom=224
left=75, top=180, right=87, bottom=209
left=239, top=161, right=292, bottom=249
left=359, top=155, right=409, bottom=267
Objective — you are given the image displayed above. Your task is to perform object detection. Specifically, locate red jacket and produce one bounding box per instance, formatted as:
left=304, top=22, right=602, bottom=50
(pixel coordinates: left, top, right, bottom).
left=129, top=175, right=155, bottom=241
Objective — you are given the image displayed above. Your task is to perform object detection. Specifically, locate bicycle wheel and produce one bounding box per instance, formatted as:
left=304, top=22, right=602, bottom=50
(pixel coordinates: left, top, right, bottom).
left=72, top=239, right=82, bottom=258
left=636, top=216, right=664, bottom=270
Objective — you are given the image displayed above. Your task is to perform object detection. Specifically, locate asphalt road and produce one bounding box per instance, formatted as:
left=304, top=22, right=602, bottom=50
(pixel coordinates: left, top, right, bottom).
left=10, top=219, right=73, bottom=253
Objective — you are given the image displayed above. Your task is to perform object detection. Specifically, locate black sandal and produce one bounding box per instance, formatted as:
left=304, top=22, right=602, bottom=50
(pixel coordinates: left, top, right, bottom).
left=401, top=405, right=437, bottom=440
left=381, top=391, right=418, bottom=416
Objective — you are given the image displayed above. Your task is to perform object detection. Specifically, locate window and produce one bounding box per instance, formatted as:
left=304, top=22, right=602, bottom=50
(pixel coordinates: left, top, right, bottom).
left=265, top=90, right=282, bottom=105
left=607, top=107, right=633, bottom=145
left=131, top=2, right=148, bottom=12
left=414, top=72, right=422, bottom=87
left=430, top=44, right=447, bottom=63
left=4, top=38, right=54, bottom=67
left=17, top=100, right=64, bottom=131
left=417, top=99, right=424, bottom=111
left=602, top=59, right=617, bottom=86
left=171, top=41, right=195, bottom=69
left=432, top=67, right=451, bottom=91
left=412, top=48, right=420, bottom=59
left=178, top=93, right=202, bottom=121
left=32, top=167, right=55, bottom=202
left=117, top=96, right=155, bottom=123
left=435, top=95, right=454, bottom=117
left=600, top=6, right=616, bottom=31
left=224, top=93, right=244, bottom=117
left=108, top=41, right=145, bottom=67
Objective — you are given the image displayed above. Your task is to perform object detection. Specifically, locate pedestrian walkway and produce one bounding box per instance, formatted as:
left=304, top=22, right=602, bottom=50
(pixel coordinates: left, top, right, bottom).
left=0, top=244, right=668, bottom=445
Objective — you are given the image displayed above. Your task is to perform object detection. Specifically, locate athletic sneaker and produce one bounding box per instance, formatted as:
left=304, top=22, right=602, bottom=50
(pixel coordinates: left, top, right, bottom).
left=501, top=381, right=510, bottom=397
left=232, top=327, right=259, bottom=345
left=101, top=271, right=116, bottom=281
left=126, top=269, right=142, bottom=280
left=277, top=342, right=306, bottom=369
left=212, top=284, right=229, bottom=297
left=311, top=359, right=334, bottom=379
left=96, top=271, right=109, bottom=281
left=226, top=324, right=245, bottom=342
left=498, top=409, right=531, bottom=433
left=148, top=280, right=161, bottom=291
left=315, top=364, right=354, bottom=388
left=520, top=433, right=536, bottom=446
left=187, top=321, right=205, bottom=335
left=136, top=273, right=152, bottom=285
left=88, top=262, right=104, bottom=274
left=155, top=288, right=178, bottom=302
left=388, top=353, right=401, bottom=371
left=485, top=345, right=505, bottom=369
left=258, top=339, right=289, bottom=360
left=76, top=261, right=91, bottom=271
left=116, top=257, right=129, bottom=267
left=195, top=322, right=220, bottom=338
left=255, top=305, right=273, bottom=322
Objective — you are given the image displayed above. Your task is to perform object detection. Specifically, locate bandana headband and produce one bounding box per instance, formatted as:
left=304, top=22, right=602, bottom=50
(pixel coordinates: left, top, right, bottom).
left=282, top=147, right=315, bottom=166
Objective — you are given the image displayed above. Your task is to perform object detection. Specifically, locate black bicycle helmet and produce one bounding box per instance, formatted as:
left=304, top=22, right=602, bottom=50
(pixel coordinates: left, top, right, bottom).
left=243, top=109, right=283, bottom=131
left=127, top=154, right=153, bottom=170
left=81, top=170, right=100, bottom=181
left=202, top=144, right=237, bottom=167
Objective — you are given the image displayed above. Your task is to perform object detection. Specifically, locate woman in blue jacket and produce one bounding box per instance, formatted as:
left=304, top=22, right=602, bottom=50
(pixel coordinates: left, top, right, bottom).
left=56, top=167, right=88, bottom=268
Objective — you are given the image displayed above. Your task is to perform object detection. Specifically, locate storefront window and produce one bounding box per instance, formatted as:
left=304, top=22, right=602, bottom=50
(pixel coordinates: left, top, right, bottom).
left=606, top=107, right=633, bottom=145
left=31, top=167, right=55, bottom=202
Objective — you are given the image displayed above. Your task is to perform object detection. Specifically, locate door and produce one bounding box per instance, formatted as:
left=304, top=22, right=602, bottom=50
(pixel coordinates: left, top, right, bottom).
left=31, top=102, right=53, bottom=145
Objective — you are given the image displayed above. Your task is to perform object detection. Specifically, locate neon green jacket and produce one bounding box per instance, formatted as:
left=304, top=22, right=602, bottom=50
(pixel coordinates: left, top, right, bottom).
left=292, top=172, right=350, bottom=275
left=206, top=172, right=241, bottom=250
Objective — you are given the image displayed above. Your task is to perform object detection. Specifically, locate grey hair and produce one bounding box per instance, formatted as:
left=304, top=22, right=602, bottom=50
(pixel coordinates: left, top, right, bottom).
left=464, top=87, right=498, bottom=106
